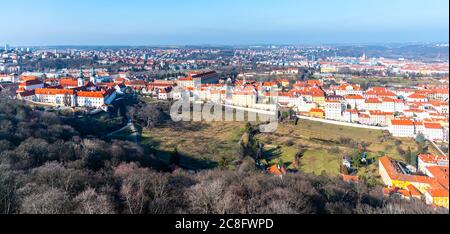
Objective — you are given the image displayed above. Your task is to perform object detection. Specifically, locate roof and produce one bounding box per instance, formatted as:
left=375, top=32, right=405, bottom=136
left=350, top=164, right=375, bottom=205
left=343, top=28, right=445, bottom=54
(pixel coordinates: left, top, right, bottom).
left=310, top=108, right=325, bottom=113
left=379, top=156, right=433, bottom=184
left=423, top=123, right=442, bottom=129
left=426, top=188, right=449, bottom=198
left=125, top=80, right=147, bottom=86
left=340, top=174, right=359, bottom=183
left=365, top=98, right=382, bottom=104
left=178, top=76, right=193, bottom=81
left=418, top=154, right=449, bottom=164
left=18, top=90, right=35, bottom=97
left=391, top=119, right=415, bottom=126
left=369, top=110, right=393, bottom=116
left=19, top=79, right=43, bottom=86
left=77, top=90, right=113, bottom=98
left=408, top=93, right=427, bottom=99
left=267, top=165, right=287, bottom=176
left=20, top=75, right=39, bottom=81
left=35, top=88, right=74, bottom=95
left=407, top=184, right=422, bottom=197
left=345, top=94, right=364, bottom=100
left=336, top=83, right=360, bottom=91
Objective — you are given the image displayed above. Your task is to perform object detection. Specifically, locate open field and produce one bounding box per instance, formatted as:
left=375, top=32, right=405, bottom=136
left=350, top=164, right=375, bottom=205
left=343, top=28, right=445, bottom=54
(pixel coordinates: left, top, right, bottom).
left=125, top=96, right=422, bottom=176
left=346, top=77, right=445, bottom=88
left=140, top=120, right=246, bottom=170
left=256, top=119, right=420, bottom=176
left=134, top=114, right=421, bottom=176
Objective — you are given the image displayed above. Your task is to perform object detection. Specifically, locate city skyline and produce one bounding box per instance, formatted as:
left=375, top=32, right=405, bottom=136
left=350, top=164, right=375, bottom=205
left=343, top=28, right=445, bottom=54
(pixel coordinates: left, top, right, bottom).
left=1, top=0, right=449, bottom=46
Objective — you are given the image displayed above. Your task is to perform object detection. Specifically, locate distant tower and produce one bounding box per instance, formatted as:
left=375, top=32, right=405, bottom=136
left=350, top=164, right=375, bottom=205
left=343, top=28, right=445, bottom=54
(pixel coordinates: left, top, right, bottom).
left=361, top=52, right=367, bottom=60
left=90, top=67, right=96, bottom=84
left=78, top=68, right=85, bottom=87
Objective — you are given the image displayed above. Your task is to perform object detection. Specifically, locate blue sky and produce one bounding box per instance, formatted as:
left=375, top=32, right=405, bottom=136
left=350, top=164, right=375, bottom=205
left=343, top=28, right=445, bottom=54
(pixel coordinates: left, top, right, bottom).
left=1, top=0, right=448, bottom=46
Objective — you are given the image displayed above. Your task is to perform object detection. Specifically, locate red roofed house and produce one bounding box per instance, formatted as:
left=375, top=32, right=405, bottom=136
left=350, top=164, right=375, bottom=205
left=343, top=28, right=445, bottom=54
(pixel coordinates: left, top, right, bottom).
left=423, top=123, right=444, bottom=141
left=35, top=88, right=76, bottom=106
left=379, top=156, right=434, bottom=193
left=407, top=93, right=428, bottom=103
left=18, top=78, right=44, bottom=92
left=363, top=98, right=382, bottom=111
left=342, top=109, right=359, bottom=123
left=418, top=154, right=449, bottom=174
left=335, top=83, right=363, bottom=96
left=267, top=164, right=287, bottom=177
left=125, top=80, right=147, bottom=92
left=77, top=88, right=117, bottom=110
left=344, top=94, right=365, bottom=110
left=325, top=100, right=345, bottom=120
left=389, top=119, right=416, bottom=138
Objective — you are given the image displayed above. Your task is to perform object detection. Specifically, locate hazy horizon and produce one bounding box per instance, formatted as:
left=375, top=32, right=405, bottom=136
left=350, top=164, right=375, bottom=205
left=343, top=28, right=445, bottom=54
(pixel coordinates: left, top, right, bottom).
left=1, top=0, right=449, bottom=46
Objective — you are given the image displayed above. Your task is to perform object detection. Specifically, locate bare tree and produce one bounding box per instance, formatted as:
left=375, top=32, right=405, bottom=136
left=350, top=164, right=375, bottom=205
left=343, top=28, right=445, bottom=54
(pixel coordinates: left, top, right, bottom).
left=74, top=188, right=115, bottom=214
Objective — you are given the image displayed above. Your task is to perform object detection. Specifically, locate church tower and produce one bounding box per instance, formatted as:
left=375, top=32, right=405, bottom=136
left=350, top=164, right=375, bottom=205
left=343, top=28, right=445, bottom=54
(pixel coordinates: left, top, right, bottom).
left=78, top=68, right=85, bottom=87
left=90, top=67, right=96, bottom=84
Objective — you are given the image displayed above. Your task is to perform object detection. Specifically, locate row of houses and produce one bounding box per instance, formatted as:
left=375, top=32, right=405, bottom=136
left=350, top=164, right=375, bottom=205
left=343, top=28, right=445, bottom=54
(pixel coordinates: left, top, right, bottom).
left=388, top=119, right=447, bottom=141
left=16, top=75, right=119, bottom=111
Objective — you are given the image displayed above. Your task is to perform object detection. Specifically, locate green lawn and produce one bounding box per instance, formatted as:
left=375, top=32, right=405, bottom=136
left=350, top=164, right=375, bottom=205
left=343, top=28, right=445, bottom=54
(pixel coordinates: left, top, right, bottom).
left=135, top=112, right=420, bottom=176
left=256, top=119, right=419, bottom=177
left=300, top=149, right=340, bottom=176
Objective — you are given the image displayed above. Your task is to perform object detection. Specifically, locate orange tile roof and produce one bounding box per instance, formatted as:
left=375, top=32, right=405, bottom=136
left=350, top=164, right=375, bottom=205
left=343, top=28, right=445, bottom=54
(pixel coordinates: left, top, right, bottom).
left=340, top=174, right=359, bottom=183
left=379, top=156, right=433, bottom=184
left=407, top=184, right=422, bottom=197
left=35, top=88, right=74, bottom=95
left=345, top=94, right=364, bottom=100
left=19, top=79, right=43, bottom=87
left=178, top=76, right=193, bottom=81
left=310, top=108, right=325, bottom=113
left=20, top=75, right=39, bottom=81
left=408, top=93, right=427, bottom=99
left=59, top=78, right=79, bottom=87
left=77, top=91, right=106, bottom=98
left=267, top=165, right=286, bottom=176
left=390, top=119, right=415, bottom=126
left=423, top=123, right=442, bottom=129
left=365, top=98, right=382, bottom=104
left=418, top=154, right=449, bottom=164
left=426, top=188, right=449, bottom=198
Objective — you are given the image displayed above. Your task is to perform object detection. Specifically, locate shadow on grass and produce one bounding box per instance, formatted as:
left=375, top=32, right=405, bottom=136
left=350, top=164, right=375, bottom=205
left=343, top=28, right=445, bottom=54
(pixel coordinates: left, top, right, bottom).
left=141, top=133, right=218, bottom=171
left=148, top=147, right=218, bottom=171
left=263, top=147, right=282, bottom=161
left=164, top=121, right=209, bottom=132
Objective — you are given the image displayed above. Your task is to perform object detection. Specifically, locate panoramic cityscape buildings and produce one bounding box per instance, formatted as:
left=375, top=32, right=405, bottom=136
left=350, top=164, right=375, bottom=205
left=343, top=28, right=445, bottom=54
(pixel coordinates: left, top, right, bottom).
left=1, top=44, right=448, bottom=210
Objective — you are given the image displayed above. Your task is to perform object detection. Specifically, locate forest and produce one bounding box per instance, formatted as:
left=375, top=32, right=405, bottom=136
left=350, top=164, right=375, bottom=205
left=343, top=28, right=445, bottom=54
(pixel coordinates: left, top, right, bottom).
left=0, top=95, right=446, bottom=214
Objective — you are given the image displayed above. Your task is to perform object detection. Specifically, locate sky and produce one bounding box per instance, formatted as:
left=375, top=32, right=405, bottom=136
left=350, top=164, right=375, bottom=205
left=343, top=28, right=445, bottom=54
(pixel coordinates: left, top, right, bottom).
left=1, top=0, right=448, bottom=46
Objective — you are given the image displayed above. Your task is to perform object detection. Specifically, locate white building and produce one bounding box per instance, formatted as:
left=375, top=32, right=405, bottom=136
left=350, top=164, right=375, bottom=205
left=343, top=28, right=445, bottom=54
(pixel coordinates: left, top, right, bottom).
left=335, top=84, right=363, bottom=96
left=423, top=123, right=444, bottom=141
left=325, top=100, right=345, bottom=120
left=344, top=94, right=365, bottom=110
left=389, top=119, right=416, bottom=138
left=77, top=89, right=116, bottom=109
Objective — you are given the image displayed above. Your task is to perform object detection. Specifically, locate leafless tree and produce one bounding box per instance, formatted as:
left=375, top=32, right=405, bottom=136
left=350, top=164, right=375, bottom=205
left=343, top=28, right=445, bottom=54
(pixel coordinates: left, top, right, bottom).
left=74, top=188, right=115, bottom=214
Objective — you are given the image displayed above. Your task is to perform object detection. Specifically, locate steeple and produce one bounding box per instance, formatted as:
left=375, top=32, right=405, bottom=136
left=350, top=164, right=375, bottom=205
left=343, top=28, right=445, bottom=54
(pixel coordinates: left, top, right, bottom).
left=90, top=67, right=96, bottom=84
left=78, top=68, right=84, bottom=87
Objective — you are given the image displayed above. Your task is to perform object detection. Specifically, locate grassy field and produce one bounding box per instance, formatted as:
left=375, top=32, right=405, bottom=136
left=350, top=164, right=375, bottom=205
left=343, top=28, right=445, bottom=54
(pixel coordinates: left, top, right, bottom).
left=129, top=97, right=421, bottom=177
left=256, top=119, right=419, bottom=177
left=346, top=77, right=444, bottom=87
left=140, top=120, right=246, bottom=170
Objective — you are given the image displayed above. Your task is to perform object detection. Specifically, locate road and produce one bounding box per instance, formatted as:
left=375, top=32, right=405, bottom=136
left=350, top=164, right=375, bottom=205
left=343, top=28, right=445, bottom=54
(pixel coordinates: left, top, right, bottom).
left=429, top=140, right=448, bottom=156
